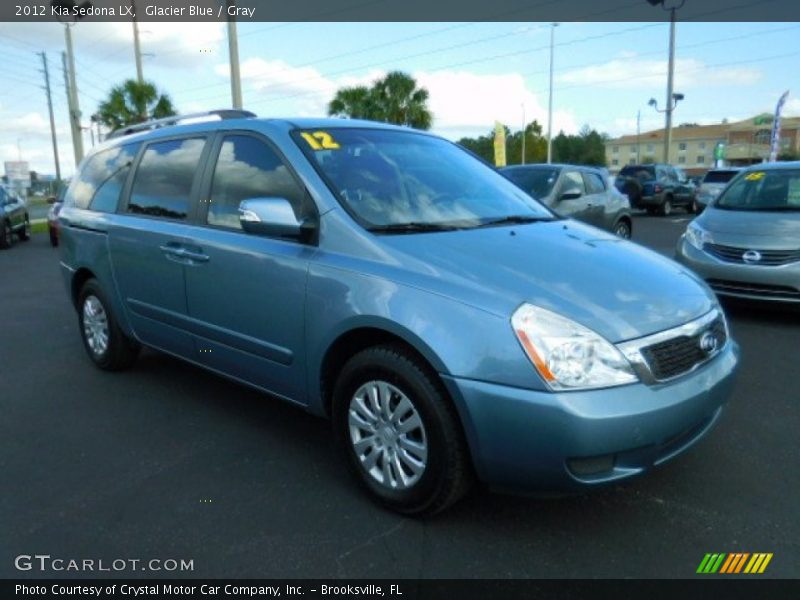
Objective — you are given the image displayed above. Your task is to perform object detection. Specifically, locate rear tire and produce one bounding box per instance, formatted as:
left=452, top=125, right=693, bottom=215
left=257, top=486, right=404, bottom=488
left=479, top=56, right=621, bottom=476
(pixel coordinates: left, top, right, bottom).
left=78, top=279, right=140, bottom=371
left=0, top=221, right=12, bottom=249
left=660, top=196, right=673, bottom=217
left=18, top=218, right=31, bottom=241
left=332, top=344, right=473, bottom=516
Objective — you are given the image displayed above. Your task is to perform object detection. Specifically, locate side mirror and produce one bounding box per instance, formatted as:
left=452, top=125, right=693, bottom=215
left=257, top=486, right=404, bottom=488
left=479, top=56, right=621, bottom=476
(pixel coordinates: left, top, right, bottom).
left=47, top=196, right=58, bottom=204
left=238, top=197, right=315, bottom=241
left=559, top=190, right=583, bottom=201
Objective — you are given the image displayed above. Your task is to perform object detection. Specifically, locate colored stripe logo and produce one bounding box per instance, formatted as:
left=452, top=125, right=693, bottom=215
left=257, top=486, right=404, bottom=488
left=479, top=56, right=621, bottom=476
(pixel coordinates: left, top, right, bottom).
left=697, top=553, right=773, bottom=574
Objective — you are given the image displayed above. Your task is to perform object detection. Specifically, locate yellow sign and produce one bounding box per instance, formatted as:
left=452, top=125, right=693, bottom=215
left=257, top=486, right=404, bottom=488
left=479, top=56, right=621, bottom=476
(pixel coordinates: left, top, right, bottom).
left=301, top=131, right=341, bottom=150
left=493, top=122, right=506, bottom=167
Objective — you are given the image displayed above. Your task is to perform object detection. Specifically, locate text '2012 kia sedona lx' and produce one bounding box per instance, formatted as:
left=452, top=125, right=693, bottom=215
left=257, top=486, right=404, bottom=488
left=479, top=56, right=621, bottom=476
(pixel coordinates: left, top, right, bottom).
left=59, top=111, right=739, bottom=515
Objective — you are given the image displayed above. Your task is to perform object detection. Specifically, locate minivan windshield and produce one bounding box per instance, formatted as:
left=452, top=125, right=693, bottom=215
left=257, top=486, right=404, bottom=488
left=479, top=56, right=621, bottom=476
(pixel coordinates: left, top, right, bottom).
left=715, top=169, right=800, bottom=211
left=501, top=167, right=560, bottom=200
left=294, top=128, right=555, bottom=231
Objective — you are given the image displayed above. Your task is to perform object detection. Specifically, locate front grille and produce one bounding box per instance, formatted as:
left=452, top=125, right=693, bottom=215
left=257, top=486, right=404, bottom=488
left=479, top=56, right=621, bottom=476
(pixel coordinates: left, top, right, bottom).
left=707, top=278, right=800, bottom=300
left=704, top=242, right=800, bottom=266
left=640, top=317, right=727, bottom=381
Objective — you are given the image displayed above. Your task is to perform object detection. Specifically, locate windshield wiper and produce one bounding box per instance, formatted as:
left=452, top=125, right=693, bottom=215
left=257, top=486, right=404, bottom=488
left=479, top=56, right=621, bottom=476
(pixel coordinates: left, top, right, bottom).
left=367, top=222, right=466, bottom=234
left=477, top=215, right=555, bottom=228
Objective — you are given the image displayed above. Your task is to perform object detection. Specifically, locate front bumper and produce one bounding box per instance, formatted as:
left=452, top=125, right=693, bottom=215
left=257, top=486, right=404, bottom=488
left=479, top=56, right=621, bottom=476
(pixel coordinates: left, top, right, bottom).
left=442, top=341, right=738, bottom=492
left=676, top=236, right=800, bottom=302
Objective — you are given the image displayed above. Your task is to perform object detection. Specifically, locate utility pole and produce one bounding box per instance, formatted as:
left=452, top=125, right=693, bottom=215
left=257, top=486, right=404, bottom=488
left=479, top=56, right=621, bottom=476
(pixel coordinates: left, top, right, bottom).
left=62, top=25, right=84, bottom=165
left=663, top=7, right=677, bottom=163
left=546, top=23, right=559, bottom=164
left=226, top=0, right=243, bottom=109
left=131, top=1, right=144, bottom=85
left=521, top=103, right=526, bottom=165
left=39, top=52, right=61, bottom=183
left=636, top=109, right=641, bottom=163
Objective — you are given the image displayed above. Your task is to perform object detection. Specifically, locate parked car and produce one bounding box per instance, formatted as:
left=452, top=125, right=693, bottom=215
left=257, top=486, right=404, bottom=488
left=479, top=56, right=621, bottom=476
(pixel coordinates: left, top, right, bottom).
left=500, top=164, right=633, bottom=238
left=676, top=162, right=800, bottom=303
left=59, top=111, right=739, bottom=515
left=615, top=163, right=697, bottom=215
left=0, top=186, right=31, bottom=249
left=695, top=168, right=742, bottom=212
left=47, top=185, right=67, bottom=247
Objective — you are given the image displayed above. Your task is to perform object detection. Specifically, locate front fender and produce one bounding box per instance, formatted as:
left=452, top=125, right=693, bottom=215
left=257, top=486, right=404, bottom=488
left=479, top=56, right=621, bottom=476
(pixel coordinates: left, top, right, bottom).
left=303, top=262, right=548, bottom=416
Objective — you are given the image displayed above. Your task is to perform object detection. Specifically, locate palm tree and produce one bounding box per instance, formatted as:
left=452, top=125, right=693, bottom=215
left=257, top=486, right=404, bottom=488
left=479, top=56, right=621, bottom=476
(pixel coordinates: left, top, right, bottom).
left=327, top=71, right=433, bottom=130
left=97, top=79, right=177, bottom=130
left=371, top=71, right=432, bottom=130
left=327, top=86, right=379, bottom=121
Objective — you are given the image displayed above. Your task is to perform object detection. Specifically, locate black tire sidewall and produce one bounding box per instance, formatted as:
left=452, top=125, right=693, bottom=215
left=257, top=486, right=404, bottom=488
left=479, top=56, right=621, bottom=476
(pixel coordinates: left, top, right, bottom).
left=0, top=222, right=12, bottom=249
left=332, top=347, right=456, bottom=514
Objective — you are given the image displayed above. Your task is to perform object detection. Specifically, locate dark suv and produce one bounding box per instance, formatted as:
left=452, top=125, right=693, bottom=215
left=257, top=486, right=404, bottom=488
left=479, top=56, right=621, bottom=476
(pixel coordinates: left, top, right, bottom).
left=0, top=186, right=31, bottom=249
left=615, top=164, right=697, bottom=216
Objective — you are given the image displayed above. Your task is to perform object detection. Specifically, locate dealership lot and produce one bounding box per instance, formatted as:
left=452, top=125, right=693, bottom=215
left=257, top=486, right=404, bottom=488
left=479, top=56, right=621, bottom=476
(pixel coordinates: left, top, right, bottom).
left=1, top=215, right=797, bottom=579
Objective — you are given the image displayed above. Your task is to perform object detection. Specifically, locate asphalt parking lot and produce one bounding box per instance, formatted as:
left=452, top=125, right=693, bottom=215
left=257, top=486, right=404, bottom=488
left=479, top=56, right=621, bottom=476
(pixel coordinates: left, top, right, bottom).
left=1, top=214, right=798, bottom=579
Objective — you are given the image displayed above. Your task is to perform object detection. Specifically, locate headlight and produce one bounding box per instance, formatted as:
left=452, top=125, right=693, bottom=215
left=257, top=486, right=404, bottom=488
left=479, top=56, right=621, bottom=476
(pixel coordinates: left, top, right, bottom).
left=685, top=221, right=711, bottom=251
left=511, top=304, right=638, bottom=391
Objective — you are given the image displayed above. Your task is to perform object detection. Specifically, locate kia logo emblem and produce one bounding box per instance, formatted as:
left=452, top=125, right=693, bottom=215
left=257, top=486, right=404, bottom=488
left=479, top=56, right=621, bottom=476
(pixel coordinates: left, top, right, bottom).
left=742, top=250, right=762, bottom=264
left=699, top=332, right=719, bottom=354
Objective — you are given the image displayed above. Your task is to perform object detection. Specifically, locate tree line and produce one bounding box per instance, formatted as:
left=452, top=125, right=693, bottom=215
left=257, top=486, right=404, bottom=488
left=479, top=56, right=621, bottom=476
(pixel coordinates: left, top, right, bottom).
left=91, top=71, right=607, bottom=169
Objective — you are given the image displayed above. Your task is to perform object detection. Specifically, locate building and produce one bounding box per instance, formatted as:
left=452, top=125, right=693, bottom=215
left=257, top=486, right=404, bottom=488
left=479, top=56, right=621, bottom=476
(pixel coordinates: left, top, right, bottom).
left=605, top=115, right=800, bottom=176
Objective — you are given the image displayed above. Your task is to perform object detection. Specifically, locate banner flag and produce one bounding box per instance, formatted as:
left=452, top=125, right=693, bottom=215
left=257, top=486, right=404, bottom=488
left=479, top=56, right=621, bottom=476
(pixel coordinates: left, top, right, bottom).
left=768, top=90, right=790, bottom=162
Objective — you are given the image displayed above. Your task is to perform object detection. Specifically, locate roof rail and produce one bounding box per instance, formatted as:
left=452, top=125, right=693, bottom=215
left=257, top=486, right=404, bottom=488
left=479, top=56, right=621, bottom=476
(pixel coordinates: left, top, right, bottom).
left=106, top=109, right=257, bottom=139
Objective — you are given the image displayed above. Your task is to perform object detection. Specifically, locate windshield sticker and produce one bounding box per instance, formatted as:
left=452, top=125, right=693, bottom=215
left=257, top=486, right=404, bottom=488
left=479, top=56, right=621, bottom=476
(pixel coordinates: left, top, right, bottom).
left=744, top=172, right=765, bottom=181
left=301, top=131, right=341, bottom=150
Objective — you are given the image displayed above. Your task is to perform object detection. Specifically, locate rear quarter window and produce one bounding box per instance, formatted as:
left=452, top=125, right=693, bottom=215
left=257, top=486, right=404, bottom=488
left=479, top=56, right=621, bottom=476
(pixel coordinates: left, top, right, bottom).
left=64, top=143, right=140, bottom=212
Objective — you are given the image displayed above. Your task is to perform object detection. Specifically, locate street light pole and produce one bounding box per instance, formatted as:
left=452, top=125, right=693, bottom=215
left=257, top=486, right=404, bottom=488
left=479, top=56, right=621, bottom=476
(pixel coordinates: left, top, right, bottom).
left=226, top=0, right=243, bottom=109
left=546, top=22, right=558, bottom=164
left=636, top=109, right=641, bottom=163
left=663, top=6, right=677, bottom=163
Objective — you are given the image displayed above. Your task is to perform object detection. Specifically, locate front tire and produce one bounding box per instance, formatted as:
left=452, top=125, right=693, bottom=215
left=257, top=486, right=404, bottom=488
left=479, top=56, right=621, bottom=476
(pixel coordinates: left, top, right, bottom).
left=78, top=279, right=140, bottom=371
left=332, top=345, right=472, bottom=516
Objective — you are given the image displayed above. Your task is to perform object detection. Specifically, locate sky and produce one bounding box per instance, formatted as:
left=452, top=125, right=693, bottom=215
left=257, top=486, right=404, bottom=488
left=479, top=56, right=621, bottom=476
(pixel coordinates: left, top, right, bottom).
left=1, top=20, right=799, bottom=176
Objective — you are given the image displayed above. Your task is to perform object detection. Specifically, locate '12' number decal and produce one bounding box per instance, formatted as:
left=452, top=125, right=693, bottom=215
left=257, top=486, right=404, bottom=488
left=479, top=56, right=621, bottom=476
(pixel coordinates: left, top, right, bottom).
left=301, top=131, right=340, bottom=150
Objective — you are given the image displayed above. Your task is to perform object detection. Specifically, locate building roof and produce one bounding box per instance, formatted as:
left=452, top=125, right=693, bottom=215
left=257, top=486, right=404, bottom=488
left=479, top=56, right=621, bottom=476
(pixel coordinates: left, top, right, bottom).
left=608, top=116, right=800, bottom=145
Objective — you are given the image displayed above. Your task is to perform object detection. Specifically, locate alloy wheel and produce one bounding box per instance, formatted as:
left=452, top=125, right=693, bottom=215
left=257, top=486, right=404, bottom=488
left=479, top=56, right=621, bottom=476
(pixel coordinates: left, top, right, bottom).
left=82, top=295, right=110, bottom=357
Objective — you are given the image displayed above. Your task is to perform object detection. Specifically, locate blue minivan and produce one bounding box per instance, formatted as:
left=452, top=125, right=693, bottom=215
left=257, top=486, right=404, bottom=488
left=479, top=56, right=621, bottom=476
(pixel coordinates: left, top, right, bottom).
left=59, top=111, right=739, bottom=515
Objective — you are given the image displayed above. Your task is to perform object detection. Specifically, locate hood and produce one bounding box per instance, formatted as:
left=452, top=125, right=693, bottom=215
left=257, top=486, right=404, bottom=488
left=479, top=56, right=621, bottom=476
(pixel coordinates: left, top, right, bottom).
left=699, top=206, right=800, bottom=240
left=380, top=220, right=715, bottom=343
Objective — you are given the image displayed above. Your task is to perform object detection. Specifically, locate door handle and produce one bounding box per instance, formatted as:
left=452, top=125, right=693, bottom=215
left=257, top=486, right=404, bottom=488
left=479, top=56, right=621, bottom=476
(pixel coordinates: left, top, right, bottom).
left=181, top=249, right=210, bottom=263
left=159, top=244, right=209, bottom=263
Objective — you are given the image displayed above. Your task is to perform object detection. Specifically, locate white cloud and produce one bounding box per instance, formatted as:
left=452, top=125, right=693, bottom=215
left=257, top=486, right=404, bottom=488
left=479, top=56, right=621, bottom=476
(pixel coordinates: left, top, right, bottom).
left=784, top=96, right=800, bottom=117
left=226, top=60, right=576, bottom=140
left=558, top=58, right=762, bottom=90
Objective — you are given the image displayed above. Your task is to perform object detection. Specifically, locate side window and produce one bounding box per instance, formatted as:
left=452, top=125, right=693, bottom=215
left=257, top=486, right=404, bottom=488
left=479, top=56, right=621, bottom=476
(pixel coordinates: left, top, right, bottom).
left=561, top=171, right=585, bottom=195
left=128, top=137, right=205, bottom=220
left=64, top=144, right=139, bottom=212
left=207, top=134, right=306, bottom=230
left=583, top=172, right=606, bottom=194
